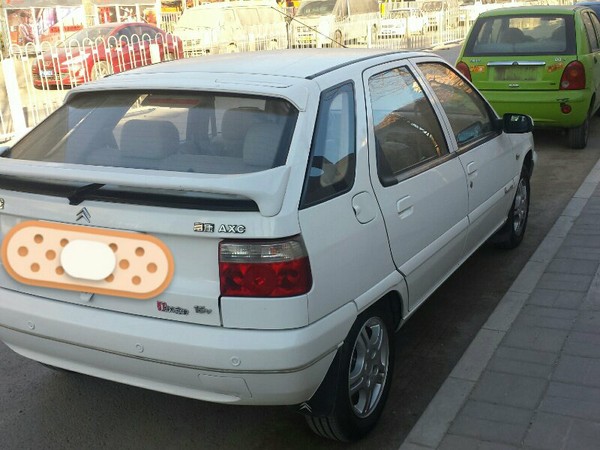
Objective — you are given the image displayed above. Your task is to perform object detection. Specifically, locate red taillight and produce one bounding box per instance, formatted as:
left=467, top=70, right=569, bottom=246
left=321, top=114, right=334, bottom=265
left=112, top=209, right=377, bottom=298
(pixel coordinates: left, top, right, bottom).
left=456, top=61, right=472, bottom=81
left=560, top=61, right=585, bottom=90
left=219, top=237, right=312, bottom=297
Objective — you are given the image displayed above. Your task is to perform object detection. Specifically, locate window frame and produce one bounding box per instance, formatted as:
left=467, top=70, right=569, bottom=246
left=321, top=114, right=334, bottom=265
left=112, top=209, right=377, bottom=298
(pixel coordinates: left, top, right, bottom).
left=366, top=62, right=452, bottom=187
left=300, top=81, right=357, bottom=209
left=415, top=60, right=502, bottom=155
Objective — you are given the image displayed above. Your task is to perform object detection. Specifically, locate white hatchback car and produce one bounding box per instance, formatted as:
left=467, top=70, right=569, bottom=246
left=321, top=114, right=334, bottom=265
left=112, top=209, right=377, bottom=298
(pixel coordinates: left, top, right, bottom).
left=0, top=49, right=534, bottom=442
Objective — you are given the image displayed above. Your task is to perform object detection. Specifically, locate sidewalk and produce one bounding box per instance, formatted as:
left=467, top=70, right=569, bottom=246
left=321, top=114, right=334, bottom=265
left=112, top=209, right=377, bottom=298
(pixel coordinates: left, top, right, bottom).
left=400, top=158, right=600, bottom=449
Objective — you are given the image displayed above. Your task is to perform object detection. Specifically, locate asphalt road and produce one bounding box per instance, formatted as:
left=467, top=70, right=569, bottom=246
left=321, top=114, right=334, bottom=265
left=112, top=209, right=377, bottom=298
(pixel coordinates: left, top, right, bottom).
left=1, top=50, right=600, bottom=450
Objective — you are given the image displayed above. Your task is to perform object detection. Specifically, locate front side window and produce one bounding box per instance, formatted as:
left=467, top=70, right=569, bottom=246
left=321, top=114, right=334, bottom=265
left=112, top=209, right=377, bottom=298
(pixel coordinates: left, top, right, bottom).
left=8, top=91, right=298, bottom=175
left=419, top=62, right=496, bottom=148
left=464, top=14, right=575, bottom=56
left=369, top=66, right=447, bottom=182
left=301, top=83, right=356, bottom=208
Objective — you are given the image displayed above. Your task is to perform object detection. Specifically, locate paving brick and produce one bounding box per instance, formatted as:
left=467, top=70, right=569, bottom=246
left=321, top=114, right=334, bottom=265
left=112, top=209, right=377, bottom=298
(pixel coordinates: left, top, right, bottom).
left=540, top=382, right=600, bottom=421
left=562, top=234, right=600, bottom=248
left=494, top=346, right=558, bottom=366
left=470, top=371, right=547, bottom=409
left=537, top=272, right=593, bottom=293
left=546, top=381, right=600, bottom=404
left=573, top=311, right=600, bottom=334
left=555, top=244, right=600, bottom=261
left=488, top=354, right=554, bottom=379
left=553, top=354, right=600, bottom=388
left=583, top=271, right=600, bottom=311
left=545, top=258, right=600, bottom=276
left=439, top=434, right=519, bottom=450
left=448, top=414, right=528, bottom=446
left=512, top=305, right=577, bottom=331
left=564, top=418, right=600, bottom=449
left=502, top=325, right=568, bottom=354
left=527, top=289, right=585, bottom=310
left=564, top=331, right=600, bottom=358
left=460, top=400, right=533, bottom=425
left=523, top=412, right=571, bottom=450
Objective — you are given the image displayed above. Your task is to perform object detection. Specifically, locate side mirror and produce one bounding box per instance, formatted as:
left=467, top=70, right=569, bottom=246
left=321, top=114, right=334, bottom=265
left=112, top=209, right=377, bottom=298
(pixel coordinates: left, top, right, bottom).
left=502, top=113, right=534, bottom=134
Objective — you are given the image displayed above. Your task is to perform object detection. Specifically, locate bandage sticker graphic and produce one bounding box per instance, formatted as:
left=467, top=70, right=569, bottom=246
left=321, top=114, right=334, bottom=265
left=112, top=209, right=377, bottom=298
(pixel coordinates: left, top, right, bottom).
left=1, top=221, right=174, bottom=299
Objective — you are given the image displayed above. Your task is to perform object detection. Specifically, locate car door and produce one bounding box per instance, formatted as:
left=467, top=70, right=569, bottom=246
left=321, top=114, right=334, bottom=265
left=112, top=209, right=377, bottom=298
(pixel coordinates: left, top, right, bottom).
left=365, top=62, right=469, bottom=311
left=416, top=61, right=520, bottom=254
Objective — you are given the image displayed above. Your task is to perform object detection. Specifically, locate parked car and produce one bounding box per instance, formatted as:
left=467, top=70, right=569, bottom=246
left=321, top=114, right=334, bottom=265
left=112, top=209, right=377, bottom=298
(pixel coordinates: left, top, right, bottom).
left=0, top=49, right=534, bottom=442
left=420, top=0, right=459, bottom=30
left=290, top=0, right=380, bottom=47
left=378, top=7, right=429, bottom=38
left=456, top=5, right=600, bottom=149
left=31, top=22, right=183, bottom=89
left=173, top=1, right=288, bottom=56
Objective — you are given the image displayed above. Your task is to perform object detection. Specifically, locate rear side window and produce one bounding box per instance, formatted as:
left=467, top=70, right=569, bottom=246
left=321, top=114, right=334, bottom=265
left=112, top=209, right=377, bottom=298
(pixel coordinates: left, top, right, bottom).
left=582, top=11, right=600, bottom=51
left=8, top=91, right=298, bottom=175
left=301, top=83, right=356, bottom=208
left=464, top=14, right=576, bottom=56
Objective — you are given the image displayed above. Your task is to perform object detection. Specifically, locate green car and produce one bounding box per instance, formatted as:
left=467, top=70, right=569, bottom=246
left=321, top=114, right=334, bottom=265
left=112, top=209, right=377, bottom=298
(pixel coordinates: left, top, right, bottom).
left=456, top=5, right=600, bottom=149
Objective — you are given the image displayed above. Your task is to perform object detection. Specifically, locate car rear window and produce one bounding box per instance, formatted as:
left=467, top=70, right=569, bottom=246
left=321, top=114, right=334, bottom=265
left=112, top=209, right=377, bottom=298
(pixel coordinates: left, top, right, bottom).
left=464, top=14, right=576, bottom=56
left=8, top=91, right=298, bottom=175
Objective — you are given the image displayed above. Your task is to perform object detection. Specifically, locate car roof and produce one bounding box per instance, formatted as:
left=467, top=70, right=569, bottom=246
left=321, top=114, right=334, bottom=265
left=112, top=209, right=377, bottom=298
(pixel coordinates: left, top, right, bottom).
left=479, top=5, right=583, bottom=17
left=107, top=49, right=429, bottom=80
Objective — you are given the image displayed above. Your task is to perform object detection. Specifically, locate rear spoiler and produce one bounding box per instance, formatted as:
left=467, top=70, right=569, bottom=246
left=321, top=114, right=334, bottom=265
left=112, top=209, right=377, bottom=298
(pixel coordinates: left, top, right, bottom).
left=0, top=159, right=290, bottom=217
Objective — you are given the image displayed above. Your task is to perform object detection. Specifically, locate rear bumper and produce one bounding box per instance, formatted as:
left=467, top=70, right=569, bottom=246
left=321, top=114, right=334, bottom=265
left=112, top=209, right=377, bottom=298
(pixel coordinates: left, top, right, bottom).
left=481, top=89, right=592, bottom=128
left=0, top=287, right=356, bottom=405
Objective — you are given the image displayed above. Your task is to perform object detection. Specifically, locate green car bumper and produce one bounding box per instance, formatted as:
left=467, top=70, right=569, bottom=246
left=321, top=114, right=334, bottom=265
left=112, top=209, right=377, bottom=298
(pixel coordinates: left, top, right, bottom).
left=481, top=89, right=592, bottom=128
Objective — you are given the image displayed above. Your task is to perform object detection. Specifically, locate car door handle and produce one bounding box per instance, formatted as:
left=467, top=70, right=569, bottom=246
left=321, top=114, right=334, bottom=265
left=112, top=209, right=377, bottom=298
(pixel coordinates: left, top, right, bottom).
left=396, top=196, right=413, bottom=219
left=466, top=162, right=477, bottom=175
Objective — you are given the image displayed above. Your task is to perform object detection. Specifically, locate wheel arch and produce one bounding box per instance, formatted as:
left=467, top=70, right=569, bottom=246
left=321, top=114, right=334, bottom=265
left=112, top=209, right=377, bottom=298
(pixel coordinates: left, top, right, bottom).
left=296, top=292, right=402, bottom=418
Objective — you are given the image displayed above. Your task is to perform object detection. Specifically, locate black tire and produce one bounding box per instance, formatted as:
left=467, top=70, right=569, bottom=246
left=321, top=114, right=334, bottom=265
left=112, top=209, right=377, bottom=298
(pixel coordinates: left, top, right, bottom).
left=568, top=115, right=589, bottom=149
left=493, top=168, right=530, bottom=249
left=305, top=302, right=395, bottom=442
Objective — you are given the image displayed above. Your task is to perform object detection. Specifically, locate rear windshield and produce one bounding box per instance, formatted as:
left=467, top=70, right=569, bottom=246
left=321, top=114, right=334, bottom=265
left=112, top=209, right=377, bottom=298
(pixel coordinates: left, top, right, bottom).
left=8, top=91, right=298, bottom=175
left=463, top=14, right=576, bottom=56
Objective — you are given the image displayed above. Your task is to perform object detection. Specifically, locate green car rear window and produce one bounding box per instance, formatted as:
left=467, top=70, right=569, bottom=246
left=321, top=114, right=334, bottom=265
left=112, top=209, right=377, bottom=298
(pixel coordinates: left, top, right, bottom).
left=463, top=14, right=576, bottom=56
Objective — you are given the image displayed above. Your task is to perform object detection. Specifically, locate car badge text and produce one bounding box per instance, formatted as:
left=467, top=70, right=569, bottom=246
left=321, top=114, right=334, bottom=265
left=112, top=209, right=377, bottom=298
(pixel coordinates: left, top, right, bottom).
left=194, top=222, right=246, bottom=234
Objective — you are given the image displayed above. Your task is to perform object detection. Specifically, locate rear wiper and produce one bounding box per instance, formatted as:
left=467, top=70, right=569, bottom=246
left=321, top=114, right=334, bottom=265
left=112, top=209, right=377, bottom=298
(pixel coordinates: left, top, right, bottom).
left=67, top=183, right=105, bottom=205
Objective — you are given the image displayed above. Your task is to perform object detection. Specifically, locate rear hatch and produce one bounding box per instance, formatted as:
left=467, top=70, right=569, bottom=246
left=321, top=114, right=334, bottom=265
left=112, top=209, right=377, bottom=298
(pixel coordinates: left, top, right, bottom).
left=460, top=12, right=576, bottom=91
left=0, top=88, right=300, bottom=327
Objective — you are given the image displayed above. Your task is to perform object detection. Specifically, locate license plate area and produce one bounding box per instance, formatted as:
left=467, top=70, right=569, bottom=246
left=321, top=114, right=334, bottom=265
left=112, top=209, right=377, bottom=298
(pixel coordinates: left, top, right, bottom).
left=494, top=66, right=538, bottom=81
